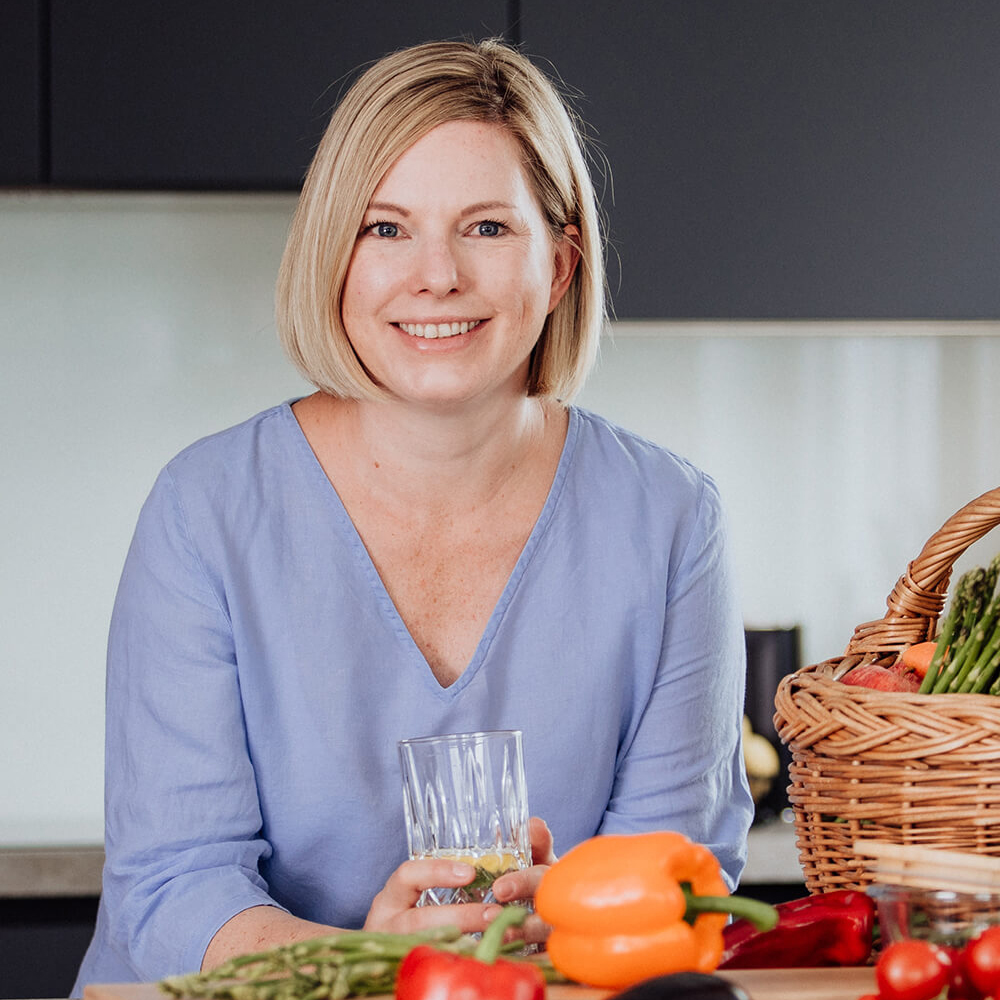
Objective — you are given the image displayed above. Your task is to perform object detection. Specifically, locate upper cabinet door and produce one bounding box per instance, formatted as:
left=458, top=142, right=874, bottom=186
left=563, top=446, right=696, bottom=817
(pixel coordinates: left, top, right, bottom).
left=1, top=0, right=44, bottom=184
left=522, top=2, right=1000, bottom=319
left=49, top=1, right=507, bottom=189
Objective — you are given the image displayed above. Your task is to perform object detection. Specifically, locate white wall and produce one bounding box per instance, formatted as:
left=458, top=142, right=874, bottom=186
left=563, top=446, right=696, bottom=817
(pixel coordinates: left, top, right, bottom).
left=2, top=192, right=998, bottom=845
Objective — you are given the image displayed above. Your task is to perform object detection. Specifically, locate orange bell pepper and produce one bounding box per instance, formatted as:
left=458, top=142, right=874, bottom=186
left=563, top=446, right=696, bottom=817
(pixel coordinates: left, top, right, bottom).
left=535, top=831, right=777, bottom=990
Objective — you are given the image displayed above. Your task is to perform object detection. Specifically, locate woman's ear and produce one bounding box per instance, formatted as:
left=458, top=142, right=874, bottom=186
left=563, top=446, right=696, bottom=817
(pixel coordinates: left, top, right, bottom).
left=548, top=224, right=581, bottom=313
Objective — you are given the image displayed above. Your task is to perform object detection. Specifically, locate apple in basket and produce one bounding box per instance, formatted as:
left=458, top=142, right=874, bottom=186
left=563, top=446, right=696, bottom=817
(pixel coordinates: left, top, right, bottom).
left=840, top=662, right=921, bottom=692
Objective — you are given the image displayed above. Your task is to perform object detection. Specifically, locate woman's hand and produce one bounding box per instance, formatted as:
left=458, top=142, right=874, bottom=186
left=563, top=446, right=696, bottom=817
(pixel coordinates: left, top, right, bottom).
left=364, top=817, right=558, bottom=944
left=363, top=857, right=490, bottom=935
left=490, top=817, right=558, bottom=945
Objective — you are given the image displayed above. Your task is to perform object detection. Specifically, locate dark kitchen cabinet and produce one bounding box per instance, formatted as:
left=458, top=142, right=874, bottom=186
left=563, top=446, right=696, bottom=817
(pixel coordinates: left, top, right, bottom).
left=1, top=0, right=45, bottom=184
left=1, top=896, right=99, bottom=1000
left=521, top=1, right=1000, bottom=319
left=48, top=0, right=507, bottom=189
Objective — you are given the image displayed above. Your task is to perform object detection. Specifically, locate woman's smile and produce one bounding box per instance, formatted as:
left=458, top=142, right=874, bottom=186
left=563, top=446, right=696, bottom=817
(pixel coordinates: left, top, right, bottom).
left=395, top=319, right=485, bottom=340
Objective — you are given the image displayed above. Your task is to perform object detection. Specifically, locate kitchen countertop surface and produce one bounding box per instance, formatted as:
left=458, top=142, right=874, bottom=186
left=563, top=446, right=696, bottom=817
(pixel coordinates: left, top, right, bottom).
left=1, top=820, right=804, bottom=898
left=82, top=967, right=876, bottom=1000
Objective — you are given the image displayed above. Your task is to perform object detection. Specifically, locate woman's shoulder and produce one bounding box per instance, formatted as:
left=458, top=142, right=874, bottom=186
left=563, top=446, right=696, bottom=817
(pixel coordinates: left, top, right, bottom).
left=164, top=400, right=300, bottom=477
left=561, top=407, right=729, bottom=575
left=569, top=405, right=715, bottom=499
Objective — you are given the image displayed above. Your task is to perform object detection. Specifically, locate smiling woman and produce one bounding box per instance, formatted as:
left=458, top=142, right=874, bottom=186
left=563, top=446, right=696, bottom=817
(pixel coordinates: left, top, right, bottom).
left=72, top=38, right=754, bottom=996
left=275, top=38, right=604, bottom=403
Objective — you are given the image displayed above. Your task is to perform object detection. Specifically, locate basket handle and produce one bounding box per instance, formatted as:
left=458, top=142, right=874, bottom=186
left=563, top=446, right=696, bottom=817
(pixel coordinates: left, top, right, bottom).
left=845, top=486, right=1000, bottom=655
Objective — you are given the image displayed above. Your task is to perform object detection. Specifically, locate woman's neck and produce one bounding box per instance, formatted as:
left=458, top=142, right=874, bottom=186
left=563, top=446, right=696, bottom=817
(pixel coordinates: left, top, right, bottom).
left=296, top=391, right=567, bottom=515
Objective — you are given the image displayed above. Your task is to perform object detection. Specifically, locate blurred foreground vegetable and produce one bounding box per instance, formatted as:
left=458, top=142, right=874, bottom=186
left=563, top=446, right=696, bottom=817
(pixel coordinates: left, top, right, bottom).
left=535, top=831, right=777, bottom=990
left=610, top=971, right=749, bottom=1000
left=718, top=889, right=875, bottom=969
left=159, top=911, right=541, bottom=1000
left=395, top=906, right=543, bottom=1000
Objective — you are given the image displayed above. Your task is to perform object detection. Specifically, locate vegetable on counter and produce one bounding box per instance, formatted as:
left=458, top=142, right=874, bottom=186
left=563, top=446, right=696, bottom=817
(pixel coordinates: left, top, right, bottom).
left=609, top=971, right=749, bottom=1000
left=158, top=911, right=541, bottom=1000
left=535, top=831, right=778, bottom=990
left=874, top=940, right=951, bottom=1000
left=395, top=905, right=544, bottom=1000
left=865, top=925, right=1000, bottom=1000
left=964, top=925, right=1000, bottom=996
left=718, top=888, right=876, bottom=969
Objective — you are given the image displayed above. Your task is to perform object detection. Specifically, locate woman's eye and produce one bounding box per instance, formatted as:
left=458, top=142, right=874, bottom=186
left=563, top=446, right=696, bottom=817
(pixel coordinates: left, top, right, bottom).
left=476, top=221, right=504, bottom=237
left=361, top=221, right=398, bottom=238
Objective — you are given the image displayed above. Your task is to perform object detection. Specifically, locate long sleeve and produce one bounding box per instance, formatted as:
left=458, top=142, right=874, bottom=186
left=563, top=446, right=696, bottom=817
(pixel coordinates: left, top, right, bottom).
left=98, top=466, right=280, bottom=980
left=596, top=474, right=753, bottom=889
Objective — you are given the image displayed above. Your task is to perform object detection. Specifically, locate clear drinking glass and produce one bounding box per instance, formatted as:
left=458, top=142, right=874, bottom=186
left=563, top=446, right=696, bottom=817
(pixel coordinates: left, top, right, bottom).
left=398, top=729, right=531, bottom=907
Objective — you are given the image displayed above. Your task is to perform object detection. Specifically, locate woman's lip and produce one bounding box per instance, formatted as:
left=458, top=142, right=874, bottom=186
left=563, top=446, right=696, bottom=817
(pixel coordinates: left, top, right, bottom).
left=395, top=319, right=484, bottom=340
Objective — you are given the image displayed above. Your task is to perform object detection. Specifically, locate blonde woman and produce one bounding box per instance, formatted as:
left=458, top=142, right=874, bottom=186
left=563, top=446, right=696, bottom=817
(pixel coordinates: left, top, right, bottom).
left=73, top=38, right=752, bottom=993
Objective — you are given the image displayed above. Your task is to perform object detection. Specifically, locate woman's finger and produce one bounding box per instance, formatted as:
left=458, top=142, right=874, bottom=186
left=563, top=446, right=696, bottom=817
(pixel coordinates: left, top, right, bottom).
left=518, top=911, right=552, bottom=946
left=364, top=859, right=477, bottom=931
left=490, top=816, right=558, bottom=905
left=367, top=896, right=499, bottom=936
left=491, top=863, right=548, bottom=905
left=529, top=816, right=557, bottom=865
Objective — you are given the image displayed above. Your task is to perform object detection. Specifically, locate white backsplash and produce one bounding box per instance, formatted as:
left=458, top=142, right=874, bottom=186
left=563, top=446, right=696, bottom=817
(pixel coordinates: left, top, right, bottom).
left=2, top=191, right=998, bottom=844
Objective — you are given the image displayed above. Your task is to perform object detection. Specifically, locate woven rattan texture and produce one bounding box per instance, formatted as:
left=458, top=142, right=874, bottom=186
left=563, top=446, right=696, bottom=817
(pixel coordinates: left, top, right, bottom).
left=773, top=487, right=1000, bottom=893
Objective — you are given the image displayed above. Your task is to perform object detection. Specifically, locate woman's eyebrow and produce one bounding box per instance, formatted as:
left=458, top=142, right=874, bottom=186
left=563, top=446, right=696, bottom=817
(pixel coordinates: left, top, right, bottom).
left=365, top=200, right=518, bottom=217
left=366, top=201, right=410, bottom=216
left=464, top=200, right=516, bottom=214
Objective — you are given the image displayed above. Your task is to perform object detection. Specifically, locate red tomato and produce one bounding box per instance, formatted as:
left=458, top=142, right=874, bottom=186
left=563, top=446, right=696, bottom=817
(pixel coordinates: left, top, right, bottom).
left=965, top=927, right=1000, bottom=995
left=941, top=944, right=986, bottom=1000
left=876, top=940, right=952, bottom=1000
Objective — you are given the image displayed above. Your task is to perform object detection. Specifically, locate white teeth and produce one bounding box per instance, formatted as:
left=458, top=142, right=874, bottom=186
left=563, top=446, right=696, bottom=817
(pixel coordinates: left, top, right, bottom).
left=397, top=320, right=481, bottom=339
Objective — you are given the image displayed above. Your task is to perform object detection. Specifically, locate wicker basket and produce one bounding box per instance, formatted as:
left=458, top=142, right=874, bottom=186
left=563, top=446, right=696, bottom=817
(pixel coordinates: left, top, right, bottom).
left=773, top=486, right=1000, bottom=893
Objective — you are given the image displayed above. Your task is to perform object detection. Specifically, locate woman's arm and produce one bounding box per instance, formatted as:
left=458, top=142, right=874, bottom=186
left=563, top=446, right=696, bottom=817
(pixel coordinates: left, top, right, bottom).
left=203, top=834, right=557, bottom=969
left=102, top=468, right=281, bottom=979
left=202, top=908, right=336, bottom=969
left=597, top=474, right=754, bottom=888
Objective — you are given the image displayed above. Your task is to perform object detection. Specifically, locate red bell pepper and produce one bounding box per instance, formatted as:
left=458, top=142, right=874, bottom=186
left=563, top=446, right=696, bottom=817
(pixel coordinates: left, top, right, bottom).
left=718, top=889, right=876, bottom=969
left=395, top=906, right=544, bottom=1000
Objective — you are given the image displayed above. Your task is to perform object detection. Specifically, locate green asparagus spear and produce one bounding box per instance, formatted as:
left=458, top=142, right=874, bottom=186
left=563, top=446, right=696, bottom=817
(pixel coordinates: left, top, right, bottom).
left=984, top=553, right=1000, bottom=600
left=955, top=593, right=1000, bottom=692
left=932, top=567, right=989, bottom=693
left=158, top=911, right=548, bottom=1000
left=159, top=926, right=467, bottom=1000
left=921, top=569, right=975, bottom=693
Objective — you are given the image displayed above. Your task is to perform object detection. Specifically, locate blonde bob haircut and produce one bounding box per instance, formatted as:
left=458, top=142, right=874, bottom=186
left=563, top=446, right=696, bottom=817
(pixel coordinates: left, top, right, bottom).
left=276, top=38, right=606, bottom=402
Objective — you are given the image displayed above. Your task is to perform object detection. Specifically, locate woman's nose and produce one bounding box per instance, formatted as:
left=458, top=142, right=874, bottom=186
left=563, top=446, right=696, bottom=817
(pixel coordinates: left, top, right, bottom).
left=411, top=236, right=461, bottom=296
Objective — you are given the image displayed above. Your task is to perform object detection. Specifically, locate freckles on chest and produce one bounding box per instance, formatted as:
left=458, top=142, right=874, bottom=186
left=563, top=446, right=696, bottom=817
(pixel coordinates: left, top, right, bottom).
left=381, top=529, right=528, bottom=682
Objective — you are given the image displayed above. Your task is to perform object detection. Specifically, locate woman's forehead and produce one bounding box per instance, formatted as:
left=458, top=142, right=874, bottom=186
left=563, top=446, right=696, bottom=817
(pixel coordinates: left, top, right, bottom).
left=368, top=121, right=539, bottom=212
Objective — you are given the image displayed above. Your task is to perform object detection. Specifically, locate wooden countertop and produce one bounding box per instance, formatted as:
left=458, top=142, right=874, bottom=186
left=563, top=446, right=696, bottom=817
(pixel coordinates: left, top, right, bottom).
left=84, top=968, right=876, bottom=1000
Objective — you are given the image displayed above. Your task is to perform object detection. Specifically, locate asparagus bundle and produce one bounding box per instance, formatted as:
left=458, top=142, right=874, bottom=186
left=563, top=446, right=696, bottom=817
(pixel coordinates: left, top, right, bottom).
left=159, top=913, right=551, bottom=1000
left=159, top=927, right=460, bottom=1000
left=920, top=553, right=1000, bottom=695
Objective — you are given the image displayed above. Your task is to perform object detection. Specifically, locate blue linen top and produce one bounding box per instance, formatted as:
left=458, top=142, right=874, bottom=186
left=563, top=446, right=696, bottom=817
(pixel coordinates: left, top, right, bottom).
left=73, top=402, right=753, bottom=993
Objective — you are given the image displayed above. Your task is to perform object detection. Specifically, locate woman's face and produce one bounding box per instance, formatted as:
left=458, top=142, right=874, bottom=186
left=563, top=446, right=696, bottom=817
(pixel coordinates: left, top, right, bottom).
left=341, top=120, right=578, bottom=410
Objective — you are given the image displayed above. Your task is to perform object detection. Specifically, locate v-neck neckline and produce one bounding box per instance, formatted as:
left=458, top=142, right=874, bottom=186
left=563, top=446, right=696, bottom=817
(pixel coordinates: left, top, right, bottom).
left=281, top=401, right=581, bottom=696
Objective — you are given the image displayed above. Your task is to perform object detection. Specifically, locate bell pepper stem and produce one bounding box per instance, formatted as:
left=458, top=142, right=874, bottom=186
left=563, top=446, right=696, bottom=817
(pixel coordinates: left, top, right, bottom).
left=474, top=905, right=529, bottom=964
left=682, top=887, right=779, bottom=931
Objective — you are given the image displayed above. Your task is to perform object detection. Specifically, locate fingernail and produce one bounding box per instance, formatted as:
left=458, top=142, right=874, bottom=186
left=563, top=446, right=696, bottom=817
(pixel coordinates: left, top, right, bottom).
left=451, top=862, right=473, bottom=878
left=483, top=904, right=503, bottom=922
